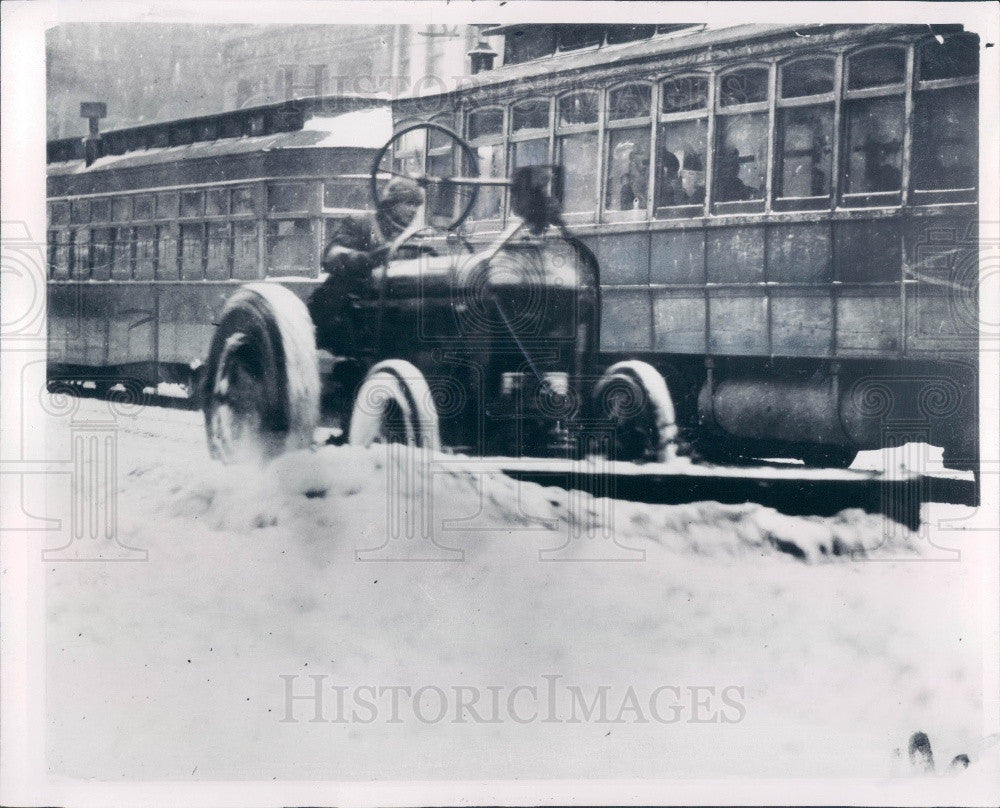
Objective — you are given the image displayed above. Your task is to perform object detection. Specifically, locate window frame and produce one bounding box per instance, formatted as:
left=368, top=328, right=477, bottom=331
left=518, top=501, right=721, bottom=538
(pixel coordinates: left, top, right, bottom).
left=555, top=89, right=602, bottom=221
left=603, top=81, right=654, bottom=223
left=655, top=72, right=711, bottom=219
left=465, top=105, right=508, bottom=227
left=773, top=52, right=839, bottom=211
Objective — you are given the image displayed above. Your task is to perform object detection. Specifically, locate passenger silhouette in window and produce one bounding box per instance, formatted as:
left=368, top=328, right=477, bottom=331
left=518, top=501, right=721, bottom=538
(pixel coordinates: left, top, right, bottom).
left=863, top=136, right=901, bottom=192
left=619, top=149, right=650, bottom=210
left=657, top=151, right=685, bottom=207
left=714, top=146, right=757, bottom=201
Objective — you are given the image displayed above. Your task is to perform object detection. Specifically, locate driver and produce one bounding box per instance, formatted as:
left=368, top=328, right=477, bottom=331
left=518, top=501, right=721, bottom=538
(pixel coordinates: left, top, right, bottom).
left=308, top=177, right=425, bottom=354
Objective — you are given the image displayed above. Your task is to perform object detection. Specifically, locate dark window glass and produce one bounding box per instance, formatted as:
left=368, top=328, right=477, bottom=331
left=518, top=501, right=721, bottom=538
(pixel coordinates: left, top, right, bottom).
left=608, top=84, right=651, bottom=120
left=112, top=197, right=131, bottom=222
left=90, top=198, right=111, bottom=223
left=912, top=84, right=978, bottom=190
left=206, top=188, right=229, bottom=217
left=657, top=118, right=707, bottom=206
left=557, top=132, right=598, bottom=212
left=54, top=230, right=72, bottom=278
left=135, top=225, right=157, bottom=280
left=232, top=221, right=259, bottom=279
left=919, top=33, right=978, bottom=81
left=606, top=25, right=656, bottom=45
left=606, top=128, right=651, bottom=212
left=180, top=191, right=203, bottom=218
left=156, top=192, right=179, bottom=219
left=232, top=186, right=255, bottom=216
left=468, top=144, right=505, bottom=220
left=558, top=92, right=599, bottom=126
left=557, top=25, right=603, bottom=51
left=714, top=114, right=768, bottom=202
left=504, top=26, right=556, bottom=65
left=719, top=67, right=769, bottom=106
left=661, top=76, right=708, bottom=113
left=509, top=138, right=548, bottom=171
left=71, top=199, right=90, bottom=224
left=847, top=46, right=906, bottom=89
left=267, top=219, right=314, bottom=275
left=427, top=149, right=457, bottom=223
left=843, top=97, right=904, bottom=193
left=47, top=231, right=57, bottom=278
left=512, top=98, right=550, bottom=132
left=206, top=222, right=231, bottom=279
left=428, top=121, right=455, bottom=150
left=268, top=183, right=312, bottom=213
left=776, top=104, right=834, bottom=198
left=90, top=228, right=114, bottom=279
left=180, top=223, right=205, bottom=279
left=111, top=227, right=133, bottom=279
left=468, top=108, right=503, bottom=139
left=133, top=195, right=154, bottom=220
left=323, top=180, right=370, bottom=209
left=50, top=201, right=70, bottom=226
left=155, top=226, right=178, bottom=279
left=781, top=56, right=835, bottom=98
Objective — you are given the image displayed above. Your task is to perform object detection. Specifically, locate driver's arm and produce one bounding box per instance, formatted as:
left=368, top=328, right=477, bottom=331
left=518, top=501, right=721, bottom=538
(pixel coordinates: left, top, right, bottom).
left=321, top=217, right=381, bottom=278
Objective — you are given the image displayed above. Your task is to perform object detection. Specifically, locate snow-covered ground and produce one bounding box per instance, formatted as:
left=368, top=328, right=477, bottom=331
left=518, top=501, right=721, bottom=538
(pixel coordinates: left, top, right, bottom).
left=43, top=396, right=996, bottom=783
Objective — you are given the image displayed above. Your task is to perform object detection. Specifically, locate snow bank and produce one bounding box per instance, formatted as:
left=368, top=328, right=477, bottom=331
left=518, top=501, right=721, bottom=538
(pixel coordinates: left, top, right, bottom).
left=45, top=407, right=987, bottom=782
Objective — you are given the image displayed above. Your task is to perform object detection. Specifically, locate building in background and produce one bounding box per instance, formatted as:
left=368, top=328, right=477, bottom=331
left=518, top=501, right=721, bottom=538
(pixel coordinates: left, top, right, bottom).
left=47, top=23, right=501, bottom=139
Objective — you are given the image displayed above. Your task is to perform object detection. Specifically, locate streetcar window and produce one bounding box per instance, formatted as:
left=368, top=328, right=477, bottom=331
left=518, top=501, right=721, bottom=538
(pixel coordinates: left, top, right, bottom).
left=47, top=231, right=57, bottom=278
left=509, top=138, right=548, bottom=171
left=323, top=180, right=370, bottom=210
left=468, top=144, right=505, bottom=220
left=156, top=192, right=179, bottom=220
left=558, top=92, right=599, bottom=126
left=557, top=131, right=598, bottom=213
left=605, top=128, right=651, bottom=212
left=180, top=191, right=203, bottom=219
left=504, top=26, right=556, bottom=65
left=661, top=76, right=708, bottom=113
left=135, top=226, right=157, bottom=280
left=50, top=201, right=70, bottom=226
left=427, top=118, right=458, bottom=223
left=606, top=25, right=656, bottom=45
left=268, top=183, right=312, bottom=214
left=51, top=231, right=71, bottom=279
left=511, top=98, right=550, bottom=132
left=112, top=197, right=132, bottom=222
left=557, top=25, right=603, bottom=52
left=719, top=67, right=769, bottom=107
left=714, top=114, right=768, bottom=201
left=179, top=223, right=205, bottom=279
left=90, top=198, right=111, bottom=223
left=266, top=219, right=314, bottom=275
left=111, top=227, right=133, bottom=279
left=912, top=83, right=978, bottom=190
left=657, top=118, right=707, bottom=207
left=232, top=221, right=259, bottom=279
left=133, top=195, right=154, bottom=220
left=205, top=222, right=231, bottom=279
left=780, top=56, right=835, bottom=98
left=90, top=228, right=114, bottom=280
left=608, top=84, right=651, bottom=121
left=155, top=226, right=178, bottom=280
left=842, top=96, right=904, bottom=193
left=918, top=33, right=978, bottom=81
left=231, top=186, right=255, bottom=216
left=71, top=199, right=90, bottom=224
left=776, top=104, right=834, bottom=198
left=467, top=108, right=503, bottom=140
left=206, top=188, right=229, bottom=217
left=69, top=229, right=88, bottom=279
left=846, top=46, right=905, bottom=90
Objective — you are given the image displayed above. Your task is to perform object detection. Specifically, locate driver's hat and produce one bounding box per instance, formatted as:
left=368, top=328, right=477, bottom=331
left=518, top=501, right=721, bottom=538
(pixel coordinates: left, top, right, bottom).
left=381, top=177, right=425, bottom=208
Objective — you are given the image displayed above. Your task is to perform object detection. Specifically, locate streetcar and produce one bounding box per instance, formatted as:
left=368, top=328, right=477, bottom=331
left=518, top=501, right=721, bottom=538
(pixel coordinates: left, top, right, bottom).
left=363, top=22, right=981, bottom=471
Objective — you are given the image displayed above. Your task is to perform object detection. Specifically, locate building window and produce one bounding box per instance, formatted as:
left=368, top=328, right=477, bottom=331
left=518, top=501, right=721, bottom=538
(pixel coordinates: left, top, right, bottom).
left=206, top=188, right=230, bottom=217
left=232, top=186, right=255, bottom=216
left=71, top=199, right=90, bottom=224
left=69, top=229, right=88, bottom=279
left=135, top=225, right=158, bottom=280
left=775, top=56, right=835, bottom=207
left=90, top=228, right=114, bottom=280
left=205, top=222, right=232, bottom=279
left=90, top=198, right=111, bottom=223
left=180, top=223, right=205, bottom=279
left=180, top=190, right=204, bottom=219
left=112, top=197, right=131, bottom=222
left=232, top=220, right=259, bottom=279
left=156, top=192, right=179, bottom=220
left=112, top=227, right=134, bottom=279
left=133, top=195, right=154, bottom=220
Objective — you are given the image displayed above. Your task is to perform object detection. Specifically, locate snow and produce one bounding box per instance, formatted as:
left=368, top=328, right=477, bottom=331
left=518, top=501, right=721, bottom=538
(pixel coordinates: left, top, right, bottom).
left=302, top=107, right=394, bottom=148
left=44, top=396, right=994, bottom=784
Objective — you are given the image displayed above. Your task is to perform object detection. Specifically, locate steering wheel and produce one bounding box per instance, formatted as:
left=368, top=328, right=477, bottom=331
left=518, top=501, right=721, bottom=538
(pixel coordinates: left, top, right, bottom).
left=371, top=122, right=481, bottom=232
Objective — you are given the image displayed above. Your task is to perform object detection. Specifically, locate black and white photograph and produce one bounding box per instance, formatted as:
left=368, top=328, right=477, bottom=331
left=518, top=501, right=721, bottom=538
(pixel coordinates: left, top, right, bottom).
left=1, top=1, right=999, bottom=805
